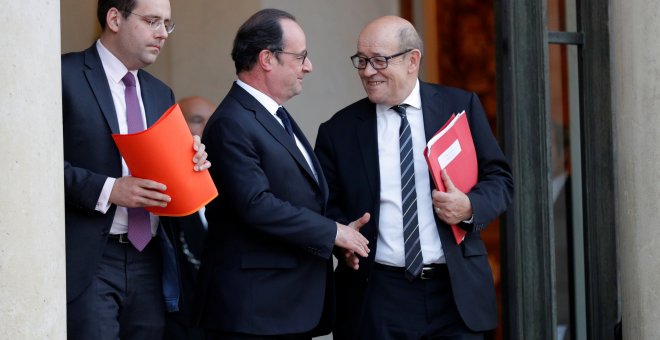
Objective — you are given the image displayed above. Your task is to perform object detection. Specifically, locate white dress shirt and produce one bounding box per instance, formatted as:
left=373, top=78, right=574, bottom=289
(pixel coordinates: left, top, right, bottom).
left=375, top=80, right=445, bottom=266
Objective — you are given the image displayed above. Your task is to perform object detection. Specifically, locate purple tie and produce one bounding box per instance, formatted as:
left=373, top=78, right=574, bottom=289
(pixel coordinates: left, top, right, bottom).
left=122, top=72, right=152, bottom=251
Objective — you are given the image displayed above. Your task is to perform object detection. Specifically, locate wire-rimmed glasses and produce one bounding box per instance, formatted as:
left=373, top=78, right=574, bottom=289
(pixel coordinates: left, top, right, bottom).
left=127, top=11, right=176, bottom=34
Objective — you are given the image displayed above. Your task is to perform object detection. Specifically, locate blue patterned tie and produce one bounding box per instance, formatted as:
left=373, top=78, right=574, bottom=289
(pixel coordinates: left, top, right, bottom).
left=392, top=104, right=423, bottom=280
left=276, top=107, right=295, bottom=140
left=122, top=72, right=152, bottom=252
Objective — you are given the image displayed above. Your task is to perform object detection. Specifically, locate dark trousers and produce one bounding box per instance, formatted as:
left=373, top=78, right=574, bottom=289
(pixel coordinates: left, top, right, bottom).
left=67, top=237, right=164, bottom=340
left=204, top=330, right=311, bottom=340
left=358, top=264, right=484, bottom=340
left=165, top=314, right=206, bottom=340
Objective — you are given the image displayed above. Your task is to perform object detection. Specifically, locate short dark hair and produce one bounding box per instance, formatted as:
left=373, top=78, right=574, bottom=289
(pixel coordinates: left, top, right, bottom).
left=97, top=0, right=137, bottom=30
left=231, top=8, right=296, bottom=74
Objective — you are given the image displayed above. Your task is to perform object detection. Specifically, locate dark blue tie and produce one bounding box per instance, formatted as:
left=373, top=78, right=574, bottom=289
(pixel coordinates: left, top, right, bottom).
left=122, top=72, right=152, bottom=252
left=392, top=104, right=423, bottom=280
left=276, top=107, right=295, bottom=140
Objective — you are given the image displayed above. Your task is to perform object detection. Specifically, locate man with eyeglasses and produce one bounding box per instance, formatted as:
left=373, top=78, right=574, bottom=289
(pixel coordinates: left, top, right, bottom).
left=195, top=8, right=371, bottom=340
left=61, top=0, right=209, bottom=339
left=315, top=16, right=513, bottom=339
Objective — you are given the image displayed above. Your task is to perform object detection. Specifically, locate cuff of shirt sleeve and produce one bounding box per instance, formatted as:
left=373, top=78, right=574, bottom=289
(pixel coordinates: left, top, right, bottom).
left=95, top=177, right=115, bottom=213
left=462, top=215, right=474, bottom=224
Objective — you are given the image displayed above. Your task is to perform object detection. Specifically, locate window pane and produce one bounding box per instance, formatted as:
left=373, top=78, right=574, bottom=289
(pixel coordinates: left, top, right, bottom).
left=549, top=41, right=586, bottom=340
left=547, top=0, right=577, bottom=32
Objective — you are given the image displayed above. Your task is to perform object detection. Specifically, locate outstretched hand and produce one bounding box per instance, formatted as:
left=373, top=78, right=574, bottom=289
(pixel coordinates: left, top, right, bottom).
left=336, top=212, right=370, bottom=270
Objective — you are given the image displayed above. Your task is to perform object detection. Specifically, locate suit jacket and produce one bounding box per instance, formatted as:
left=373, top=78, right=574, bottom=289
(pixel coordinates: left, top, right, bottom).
left=314, top=81, right=513, bottom=336
left=62, top=44, right=179, bottom=308
left=196, top=83, right=337, bottom=336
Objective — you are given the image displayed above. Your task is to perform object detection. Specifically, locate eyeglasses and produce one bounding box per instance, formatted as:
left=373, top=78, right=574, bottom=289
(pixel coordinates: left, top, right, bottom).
left=127, top=11, right=176, bottom=34
left=272, top=50, right=308, bottom=65
left=350, top=49, right=413, bottom=70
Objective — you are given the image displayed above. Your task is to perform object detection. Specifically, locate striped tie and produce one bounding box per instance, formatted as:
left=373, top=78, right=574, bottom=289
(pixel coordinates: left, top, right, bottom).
left=392, top=104, right=423, bottom=280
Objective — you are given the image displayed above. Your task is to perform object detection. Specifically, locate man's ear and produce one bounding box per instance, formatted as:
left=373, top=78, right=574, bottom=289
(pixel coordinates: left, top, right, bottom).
left=258, top=49, right=274, bottom=71
left=106, top=7, right=122, bottom=33
left=408, top=49, right=422, bottom=73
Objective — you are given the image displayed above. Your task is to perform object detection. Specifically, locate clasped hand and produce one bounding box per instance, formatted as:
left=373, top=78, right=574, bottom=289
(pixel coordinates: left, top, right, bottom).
left=432, top=169, right=472, bottom=225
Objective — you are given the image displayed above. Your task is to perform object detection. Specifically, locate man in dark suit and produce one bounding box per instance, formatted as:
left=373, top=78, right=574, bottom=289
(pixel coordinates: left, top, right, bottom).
left=315, top=16, right=513, bottom=339
left=62, top=0, right=209, bottom=339
left=197, top=8, right=370, bottom=339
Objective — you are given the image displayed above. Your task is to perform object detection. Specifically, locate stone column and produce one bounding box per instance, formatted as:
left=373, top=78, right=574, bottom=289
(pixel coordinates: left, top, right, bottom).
left=612, top=0, right=660, bottom=338
left=0, top=1, right=67, bottom=338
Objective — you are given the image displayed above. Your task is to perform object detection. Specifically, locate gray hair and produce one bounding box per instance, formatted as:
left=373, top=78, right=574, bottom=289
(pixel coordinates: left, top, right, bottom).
left=398, top=25, right=424, bottom=56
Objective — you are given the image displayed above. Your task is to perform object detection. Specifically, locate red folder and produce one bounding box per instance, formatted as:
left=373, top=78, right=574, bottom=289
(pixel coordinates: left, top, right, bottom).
left=112, top=104, right=218, bottom=216
left=424, top=111, right=477, bottom=244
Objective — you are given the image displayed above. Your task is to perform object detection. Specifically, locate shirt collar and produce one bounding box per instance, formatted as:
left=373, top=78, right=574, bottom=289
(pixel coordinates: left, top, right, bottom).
left=235, top=79, right=280, bottom=115
left=377, top=79, right=422, bottom=113
left=95, top=40, right=136, bottom=85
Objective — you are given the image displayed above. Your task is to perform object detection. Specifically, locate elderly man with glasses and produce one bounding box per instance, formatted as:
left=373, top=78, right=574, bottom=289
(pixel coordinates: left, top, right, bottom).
left=315, top=15, right=513, bottom=340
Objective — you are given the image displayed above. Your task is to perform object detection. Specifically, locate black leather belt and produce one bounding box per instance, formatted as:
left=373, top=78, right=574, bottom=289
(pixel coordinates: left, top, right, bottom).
left=374, top=262, right=447, bottom=280
left=108, top=233, right=130, bottom=244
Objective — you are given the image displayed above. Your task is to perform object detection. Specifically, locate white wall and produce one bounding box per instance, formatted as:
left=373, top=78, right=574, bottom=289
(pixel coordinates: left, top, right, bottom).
left=60, top=0, right=99, bottom=53
left=612, top=0, right=660, bottom=338
left=1, top=1, right=67, bottom=338
left=158, top=0, right=262, bottom=104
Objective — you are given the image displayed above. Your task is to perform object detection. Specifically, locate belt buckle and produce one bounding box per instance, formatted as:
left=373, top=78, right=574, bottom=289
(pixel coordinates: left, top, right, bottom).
left=117, top=234, right=129, bottom=244
left=420, top=266, right=433, bottom=280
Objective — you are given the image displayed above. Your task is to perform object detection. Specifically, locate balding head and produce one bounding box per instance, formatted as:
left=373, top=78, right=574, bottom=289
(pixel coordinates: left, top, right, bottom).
left=178, top=96, right=215, bottom=136
left=354, top=16, right=423, bottom=106
left=358, top=16, right=423, bottom=57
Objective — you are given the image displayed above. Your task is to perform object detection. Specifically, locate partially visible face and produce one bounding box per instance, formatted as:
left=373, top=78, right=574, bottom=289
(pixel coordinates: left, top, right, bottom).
left=180, top=97, right=215, bottom=136
left=115, top=0, right=172, bottom=69
left=267, top=19, right=313, bottom=104
left=356, top=21, right=417, bottom=106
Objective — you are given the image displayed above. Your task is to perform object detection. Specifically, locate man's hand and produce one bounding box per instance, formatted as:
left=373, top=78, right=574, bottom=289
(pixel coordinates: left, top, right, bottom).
left=109, top=176, right=171, bottom=208
left=335, top=213, right=370, bottom=270
left=192, top=135, right=211, bottom=171
left=432, top=169, right=472, bottom=225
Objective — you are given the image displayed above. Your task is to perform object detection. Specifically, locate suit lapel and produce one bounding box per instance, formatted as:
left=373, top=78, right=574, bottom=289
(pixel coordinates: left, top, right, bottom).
left=290, top=119, right=329, bottom=201
left=137, top=71, right=161, bottom=128
left=229, top=85, right=321, bottom=190
left=420, top=81, right=453, bottom=142
left=257, top=109, right=320, bottom=187
left=83, top=46, right=120, bottom=134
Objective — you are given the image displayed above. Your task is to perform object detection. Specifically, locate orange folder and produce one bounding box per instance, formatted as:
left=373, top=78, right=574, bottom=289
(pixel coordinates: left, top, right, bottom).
left=112, top=104, right=218, bottom=216
left=424, top=111, right=477, bottom=244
